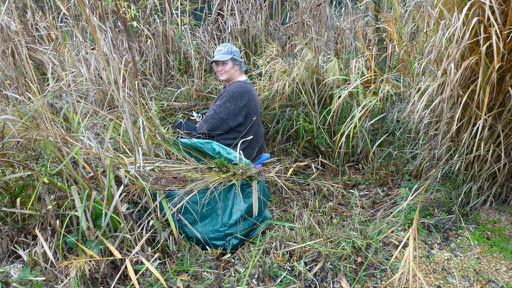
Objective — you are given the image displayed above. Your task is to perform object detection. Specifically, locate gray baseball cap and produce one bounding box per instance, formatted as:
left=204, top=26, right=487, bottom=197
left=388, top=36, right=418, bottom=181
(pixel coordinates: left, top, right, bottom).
left=210, top=43, right=242, bottom=63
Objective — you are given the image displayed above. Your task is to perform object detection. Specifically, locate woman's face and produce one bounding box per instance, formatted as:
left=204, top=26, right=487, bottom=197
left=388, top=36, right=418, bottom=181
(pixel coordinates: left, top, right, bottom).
left=212, top=60, right=239, bottom=85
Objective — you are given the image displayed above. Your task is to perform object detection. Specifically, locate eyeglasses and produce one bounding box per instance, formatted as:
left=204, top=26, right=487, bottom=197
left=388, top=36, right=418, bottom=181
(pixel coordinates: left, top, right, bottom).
left=211, top=61, right=231, bottom=69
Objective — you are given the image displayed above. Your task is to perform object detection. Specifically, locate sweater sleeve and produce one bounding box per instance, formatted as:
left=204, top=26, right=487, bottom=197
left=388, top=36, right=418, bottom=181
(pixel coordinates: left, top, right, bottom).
left=196, top=85, right=249, bottom=137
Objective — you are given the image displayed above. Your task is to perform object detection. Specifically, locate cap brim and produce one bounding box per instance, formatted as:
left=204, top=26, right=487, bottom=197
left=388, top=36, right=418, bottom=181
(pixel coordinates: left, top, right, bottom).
left=210, top=55, right=233, bottom=64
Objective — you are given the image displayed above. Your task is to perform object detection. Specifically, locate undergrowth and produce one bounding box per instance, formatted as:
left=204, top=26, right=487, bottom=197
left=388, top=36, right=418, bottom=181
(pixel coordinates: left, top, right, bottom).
left=0, top=0, right=511, bottom=286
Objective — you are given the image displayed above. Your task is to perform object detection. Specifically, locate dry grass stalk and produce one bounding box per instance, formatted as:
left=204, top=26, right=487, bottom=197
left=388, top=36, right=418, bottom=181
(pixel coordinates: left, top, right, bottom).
left=385, top=180, right=432, bottom=287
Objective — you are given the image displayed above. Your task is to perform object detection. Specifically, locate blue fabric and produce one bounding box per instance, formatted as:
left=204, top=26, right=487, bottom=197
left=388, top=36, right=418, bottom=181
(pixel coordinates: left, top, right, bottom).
left=254, top=153, right=271, bottom=165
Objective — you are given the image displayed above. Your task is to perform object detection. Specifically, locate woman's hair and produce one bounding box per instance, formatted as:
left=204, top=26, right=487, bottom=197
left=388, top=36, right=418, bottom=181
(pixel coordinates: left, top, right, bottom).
left=231, top=57, right=246, bottom=73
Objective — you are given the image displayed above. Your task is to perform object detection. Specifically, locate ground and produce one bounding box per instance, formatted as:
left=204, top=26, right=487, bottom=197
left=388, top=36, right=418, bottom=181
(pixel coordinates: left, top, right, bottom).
left=1, top=174, right=511, bottom=287
left=419, top=206, right=512, bottom=288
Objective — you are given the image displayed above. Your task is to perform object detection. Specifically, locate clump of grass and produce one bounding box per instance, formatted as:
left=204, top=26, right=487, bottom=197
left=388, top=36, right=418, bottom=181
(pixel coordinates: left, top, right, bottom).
left=401, top=0, right=512, bottom=207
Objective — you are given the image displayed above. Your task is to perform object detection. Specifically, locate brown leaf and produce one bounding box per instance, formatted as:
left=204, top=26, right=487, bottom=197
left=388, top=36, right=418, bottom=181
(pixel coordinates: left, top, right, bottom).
left=273, top=254, right=285, bottom=263
left=310, top=261, right=324, bottom=275
left=337, top=272, right=351, bottom=288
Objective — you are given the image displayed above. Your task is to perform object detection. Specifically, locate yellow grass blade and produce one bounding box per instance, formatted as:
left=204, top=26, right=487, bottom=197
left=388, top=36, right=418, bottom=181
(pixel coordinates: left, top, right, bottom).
left=73, top=240, right=100, bottom=259
left=125, top=259, right=140, bottom=288
left=100, top=235, right=122, bottom=258
left=35, top=228, right=56, bottom=266
left=140, top=257, right=168, bottom=288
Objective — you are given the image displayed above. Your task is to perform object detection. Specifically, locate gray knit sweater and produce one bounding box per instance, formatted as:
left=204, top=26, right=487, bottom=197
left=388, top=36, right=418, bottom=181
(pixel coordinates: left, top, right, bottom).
left=196, top=80, right=265, bottom=162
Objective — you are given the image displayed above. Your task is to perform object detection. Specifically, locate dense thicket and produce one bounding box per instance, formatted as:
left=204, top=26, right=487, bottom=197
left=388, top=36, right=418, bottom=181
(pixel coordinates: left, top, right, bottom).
left=0, top=0, right=510, bottom=286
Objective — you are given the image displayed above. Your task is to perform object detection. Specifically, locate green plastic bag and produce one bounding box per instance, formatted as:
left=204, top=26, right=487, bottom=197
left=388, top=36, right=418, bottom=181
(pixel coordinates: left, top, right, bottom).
left=156, top=139, right=271, bottom=251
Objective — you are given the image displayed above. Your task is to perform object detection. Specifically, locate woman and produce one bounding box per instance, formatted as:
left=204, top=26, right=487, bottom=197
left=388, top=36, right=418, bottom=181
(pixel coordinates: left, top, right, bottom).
left=174, top=43, right=265, bottom=162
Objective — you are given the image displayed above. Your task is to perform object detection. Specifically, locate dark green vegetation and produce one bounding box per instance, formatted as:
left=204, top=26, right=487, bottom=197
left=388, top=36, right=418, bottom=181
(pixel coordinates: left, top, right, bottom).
left=1, top=0, right=511, bottom=287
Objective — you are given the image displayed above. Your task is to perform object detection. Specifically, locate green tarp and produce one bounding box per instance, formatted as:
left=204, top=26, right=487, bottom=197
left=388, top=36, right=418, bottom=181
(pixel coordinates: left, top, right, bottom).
left=156, top=139, right=271, bottom=251
left=178, top=138, right=253, bottom=166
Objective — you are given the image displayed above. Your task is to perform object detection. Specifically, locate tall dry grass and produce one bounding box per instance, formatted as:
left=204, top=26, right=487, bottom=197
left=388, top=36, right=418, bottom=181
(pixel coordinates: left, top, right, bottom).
left=392, top=0, right=512, bottom=207
left=0, top=0, right=253, bottom=285
left=0, top=0, right=378, bottom=285
left=0, top=0, right=511, bottom=286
